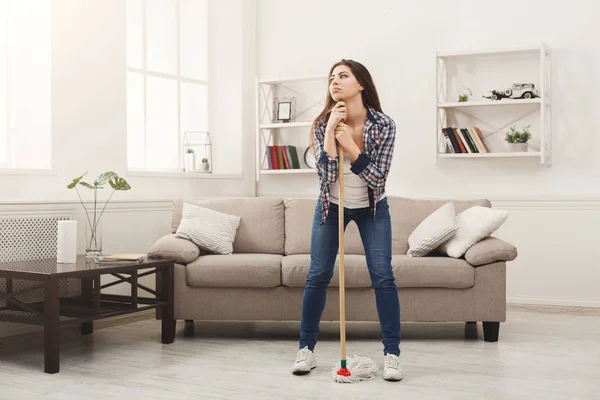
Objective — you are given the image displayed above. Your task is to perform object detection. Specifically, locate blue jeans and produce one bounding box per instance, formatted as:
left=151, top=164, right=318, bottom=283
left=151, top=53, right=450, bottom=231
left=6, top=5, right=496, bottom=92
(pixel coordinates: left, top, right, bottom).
left=299, top=197, right=401, bottom=356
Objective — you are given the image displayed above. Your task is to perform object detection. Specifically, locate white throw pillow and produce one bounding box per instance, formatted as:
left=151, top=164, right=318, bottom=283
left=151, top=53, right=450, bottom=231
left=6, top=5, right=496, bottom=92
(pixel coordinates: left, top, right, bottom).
left=407, top=201, right=458, bottom=257
left=437, top=205, right=508, bottom=258
left=175, top=203, right=241, bottom=255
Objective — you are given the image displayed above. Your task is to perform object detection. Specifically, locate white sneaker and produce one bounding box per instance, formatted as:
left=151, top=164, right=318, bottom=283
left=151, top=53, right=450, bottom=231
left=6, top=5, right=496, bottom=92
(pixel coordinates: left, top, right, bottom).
left=383, top=354, right=403, bottom=381
left=292, top=346, right=316, bottom=375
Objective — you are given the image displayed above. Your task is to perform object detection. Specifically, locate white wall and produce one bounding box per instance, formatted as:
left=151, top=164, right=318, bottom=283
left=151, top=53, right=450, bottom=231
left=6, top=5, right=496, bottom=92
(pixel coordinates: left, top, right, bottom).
left=255, top=0, right=600, bottom=307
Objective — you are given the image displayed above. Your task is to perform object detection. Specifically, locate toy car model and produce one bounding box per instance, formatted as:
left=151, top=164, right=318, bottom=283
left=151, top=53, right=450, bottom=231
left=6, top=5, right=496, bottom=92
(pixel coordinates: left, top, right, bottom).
left=482, top=83, right=539, bottom=100
left=505, top=83, right=539, bottom=99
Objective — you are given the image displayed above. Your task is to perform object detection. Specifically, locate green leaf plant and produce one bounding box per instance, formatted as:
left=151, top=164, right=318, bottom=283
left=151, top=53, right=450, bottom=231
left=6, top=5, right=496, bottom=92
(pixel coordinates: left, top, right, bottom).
left=504, top=125, right=532, bottom=143
left=67, top=171, right=131, bottom=251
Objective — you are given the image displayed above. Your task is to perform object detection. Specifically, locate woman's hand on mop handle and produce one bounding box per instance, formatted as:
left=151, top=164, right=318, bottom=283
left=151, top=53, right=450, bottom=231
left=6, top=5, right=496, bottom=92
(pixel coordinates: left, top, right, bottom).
left=334, top=122, right=355, bottom=152
left=326, top=100, right=346, bottom=133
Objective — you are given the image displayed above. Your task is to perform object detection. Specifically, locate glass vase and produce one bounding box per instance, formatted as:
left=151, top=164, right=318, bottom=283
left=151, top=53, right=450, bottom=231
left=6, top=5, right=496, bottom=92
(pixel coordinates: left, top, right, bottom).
left=85, top=214, right=102, bottom=258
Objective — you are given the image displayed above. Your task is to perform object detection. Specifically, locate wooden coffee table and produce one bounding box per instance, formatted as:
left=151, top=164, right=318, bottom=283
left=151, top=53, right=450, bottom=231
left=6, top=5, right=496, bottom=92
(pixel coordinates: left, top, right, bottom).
left=0, top=255, right=175, bottom=373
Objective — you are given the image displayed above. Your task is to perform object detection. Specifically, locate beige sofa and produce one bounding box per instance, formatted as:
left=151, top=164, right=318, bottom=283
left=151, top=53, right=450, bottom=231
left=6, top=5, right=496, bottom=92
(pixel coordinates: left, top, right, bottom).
left=149, top=196, right=518, bottom=342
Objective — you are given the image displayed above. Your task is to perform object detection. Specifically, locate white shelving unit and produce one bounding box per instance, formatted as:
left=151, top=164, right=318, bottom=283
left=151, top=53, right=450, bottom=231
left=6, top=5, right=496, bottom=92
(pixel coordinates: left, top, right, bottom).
left=255, top=75, right=328, bottom=181
left=438, top=98, right=542, bottom=108
left=259, top=169, right=318, bottom=175
left=436, top=44, right=552, bottom=165
left=259, top=121, right=313, bottom=129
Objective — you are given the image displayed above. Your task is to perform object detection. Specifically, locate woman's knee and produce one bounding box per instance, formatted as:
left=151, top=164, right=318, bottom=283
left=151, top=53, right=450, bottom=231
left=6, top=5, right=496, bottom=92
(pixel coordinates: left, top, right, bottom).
left=306, top=274, right=333, bottom=288
left=369, top=267, right=397, bottom=290
left=306, top=263, right=334, bottom=288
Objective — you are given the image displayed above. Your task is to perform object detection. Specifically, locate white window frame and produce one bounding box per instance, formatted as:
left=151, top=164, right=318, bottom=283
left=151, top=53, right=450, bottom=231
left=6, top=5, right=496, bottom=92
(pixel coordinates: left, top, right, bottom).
left=126, top=0, right=209, bottom=173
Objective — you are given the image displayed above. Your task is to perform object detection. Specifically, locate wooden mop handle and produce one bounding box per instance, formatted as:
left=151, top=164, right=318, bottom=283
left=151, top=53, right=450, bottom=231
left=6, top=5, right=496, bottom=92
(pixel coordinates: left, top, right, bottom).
left=338, top=144, right=346, bottom=362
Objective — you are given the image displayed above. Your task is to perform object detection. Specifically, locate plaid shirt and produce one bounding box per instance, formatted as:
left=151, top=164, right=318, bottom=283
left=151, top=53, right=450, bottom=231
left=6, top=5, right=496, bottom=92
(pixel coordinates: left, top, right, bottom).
left=313, top=107, right=396, bottom=225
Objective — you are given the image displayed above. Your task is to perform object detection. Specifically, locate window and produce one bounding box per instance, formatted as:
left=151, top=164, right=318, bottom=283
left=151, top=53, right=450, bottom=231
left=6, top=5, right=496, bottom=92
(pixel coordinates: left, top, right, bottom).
left=126, top=0, right=208, bottom=172
left=0, top=0, right=51, bottom=170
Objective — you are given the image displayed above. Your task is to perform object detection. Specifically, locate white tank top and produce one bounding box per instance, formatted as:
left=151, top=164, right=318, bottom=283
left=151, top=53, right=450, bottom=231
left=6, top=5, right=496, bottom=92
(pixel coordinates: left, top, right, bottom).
left=329, top=152, right=370, bottom=209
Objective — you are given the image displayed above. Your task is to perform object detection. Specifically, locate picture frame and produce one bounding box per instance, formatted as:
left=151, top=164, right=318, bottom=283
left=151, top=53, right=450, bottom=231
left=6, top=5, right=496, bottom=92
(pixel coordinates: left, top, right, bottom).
left=273, top=97, right=296, bottom=123
left=277, top=101, right=292, bottom=120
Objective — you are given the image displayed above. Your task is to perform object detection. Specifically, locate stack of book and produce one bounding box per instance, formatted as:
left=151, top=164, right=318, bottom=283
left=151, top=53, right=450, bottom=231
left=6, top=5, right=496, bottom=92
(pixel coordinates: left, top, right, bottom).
left=265, top=145, right=301, bottom=169
left=442, top=127, right=490, bottom=153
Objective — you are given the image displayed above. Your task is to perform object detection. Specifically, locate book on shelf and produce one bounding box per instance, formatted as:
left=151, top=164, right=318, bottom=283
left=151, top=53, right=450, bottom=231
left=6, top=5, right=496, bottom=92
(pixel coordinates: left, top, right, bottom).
left=442, top=126, right=490, bottom=154
left=277, top=146, right=284, bottom=168
left=265, top=145, right=301, bottom=169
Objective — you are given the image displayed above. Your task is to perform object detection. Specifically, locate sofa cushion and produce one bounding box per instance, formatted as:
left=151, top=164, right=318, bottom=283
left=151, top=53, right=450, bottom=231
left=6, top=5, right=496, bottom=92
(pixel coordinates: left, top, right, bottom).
left=185, top=254, right=283, bottom=288
left=284, top=199, right=364, bottom=255
left=281, top=254, right=474, bottom=289
left=388, top=197, right=491, bottom=254
left=148, top=234, right=201, bottom=265
left=172, top=197, right=285, bottom=254
left=464, top=236, right=517, bottom=266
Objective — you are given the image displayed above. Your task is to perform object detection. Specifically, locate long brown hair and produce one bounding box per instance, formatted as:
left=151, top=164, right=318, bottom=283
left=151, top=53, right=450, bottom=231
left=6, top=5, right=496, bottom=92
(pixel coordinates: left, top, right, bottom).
left=309, top=59, right=383, bottom=154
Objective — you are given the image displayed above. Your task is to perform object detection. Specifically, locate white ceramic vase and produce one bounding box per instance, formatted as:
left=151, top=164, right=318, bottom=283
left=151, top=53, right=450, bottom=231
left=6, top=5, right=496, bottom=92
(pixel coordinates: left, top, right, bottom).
left=509, top=143, right=528, bottom=152
left=184, top=153, right=196, bottom=172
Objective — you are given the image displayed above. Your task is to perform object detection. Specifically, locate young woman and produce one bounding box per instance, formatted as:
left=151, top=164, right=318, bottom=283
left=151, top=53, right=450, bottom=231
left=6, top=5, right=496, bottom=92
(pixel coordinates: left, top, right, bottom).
left=291, top=59, right=402, bottom=381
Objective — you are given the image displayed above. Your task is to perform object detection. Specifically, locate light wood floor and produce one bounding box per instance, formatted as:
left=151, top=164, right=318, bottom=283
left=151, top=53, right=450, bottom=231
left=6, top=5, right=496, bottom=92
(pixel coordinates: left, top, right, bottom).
left=0, top=307, right=599, bottom=399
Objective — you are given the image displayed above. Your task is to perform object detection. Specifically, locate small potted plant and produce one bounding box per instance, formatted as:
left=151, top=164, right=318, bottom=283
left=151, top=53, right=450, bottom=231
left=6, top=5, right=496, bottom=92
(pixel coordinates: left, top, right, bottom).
left=201, top=157, right=210, bottom=172
left=184, top=148, right=195, bottom=172
left=504, top=124, right=532, bottom=152
left=458, top=85, right=473, bottom=102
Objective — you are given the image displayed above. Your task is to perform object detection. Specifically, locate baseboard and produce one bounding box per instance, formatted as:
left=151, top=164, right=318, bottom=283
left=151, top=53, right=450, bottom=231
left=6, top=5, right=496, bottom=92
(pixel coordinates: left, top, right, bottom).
left=507, top=297, right=600, bottom=308
left=508, top=299, right=600, bottom=316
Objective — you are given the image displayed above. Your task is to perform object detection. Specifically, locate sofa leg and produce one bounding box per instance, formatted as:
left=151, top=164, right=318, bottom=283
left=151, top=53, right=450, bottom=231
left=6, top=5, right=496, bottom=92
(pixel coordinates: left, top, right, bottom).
left=483, top=322, right=500, bottom=342
left=464, top=321, right=478, bottom=340
left=184, top=320, right=195, bottom=337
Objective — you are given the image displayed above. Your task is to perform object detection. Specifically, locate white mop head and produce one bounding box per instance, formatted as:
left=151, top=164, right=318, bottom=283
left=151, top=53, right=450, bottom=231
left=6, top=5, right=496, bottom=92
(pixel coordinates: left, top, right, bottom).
left=332, top=355, right=379, bottom=383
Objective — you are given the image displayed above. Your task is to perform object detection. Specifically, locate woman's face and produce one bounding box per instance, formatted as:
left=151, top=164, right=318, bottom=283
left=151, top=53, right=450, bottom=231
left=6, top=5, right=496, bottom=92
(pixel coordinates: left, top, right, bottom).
left=329, top=65, right=363, bottom=102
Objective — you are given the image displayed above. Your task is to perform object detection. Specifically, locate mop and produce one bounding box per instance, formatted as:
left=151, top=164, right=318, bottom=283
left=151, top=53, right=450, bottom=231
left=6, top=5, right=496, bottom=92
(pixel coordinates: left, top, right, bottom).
left=332, top=133, right=379, bottom=383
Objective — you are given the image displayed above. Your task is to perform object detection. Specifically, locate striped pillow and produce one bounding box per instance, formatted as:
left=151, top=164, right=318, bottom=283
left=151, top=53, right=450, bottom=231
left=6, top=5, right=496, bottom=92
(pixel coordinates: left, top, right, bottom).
left=407, top=201, right=458, bottom=257
left=175, top=203, right=241, bottom=255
